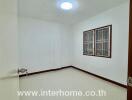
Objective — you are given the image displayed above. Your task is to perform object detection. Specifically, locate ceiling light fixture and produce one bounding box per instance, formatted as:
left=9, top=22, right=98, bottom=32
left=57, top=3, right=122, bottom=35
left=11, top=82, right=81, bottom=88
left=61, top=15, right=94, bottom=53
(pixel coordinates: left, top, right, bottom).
left=60, top=2, right=73, bottom=10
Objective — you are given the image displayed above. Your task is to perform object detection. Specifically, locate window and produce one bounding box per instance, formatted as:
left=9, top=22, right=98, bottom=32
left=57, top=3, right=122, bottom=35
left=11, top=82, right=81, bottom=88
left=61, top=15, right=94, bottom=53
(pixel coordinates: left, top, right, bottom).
left=83, top=25, right=112, bottom=58
left=83, top=30, right=94, bottom=55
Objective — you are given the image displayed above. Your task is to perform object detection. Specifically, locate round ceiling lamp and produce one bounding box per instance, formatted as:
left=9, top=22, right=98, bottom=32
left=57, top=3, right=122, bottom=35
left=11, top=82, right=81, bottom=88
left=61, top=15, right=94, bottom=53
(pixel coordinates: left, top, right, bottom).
left=60, top=2, right=73, bottom=10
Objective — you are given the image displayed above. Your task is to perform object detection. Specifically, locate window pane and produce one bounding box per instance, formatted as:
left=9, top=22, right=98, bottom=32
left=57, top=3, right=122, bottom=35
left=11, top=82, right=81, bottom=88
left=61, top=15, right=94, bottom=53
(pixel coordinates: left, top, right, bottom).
left=103, top=50, right=108, bottom=57
left=96, top=43, right=103, bottom=56
left=87, top=50, right=94, bottom=55
left=95, top=26, right=111, bottom=57
left=96, top=50, right=103, bottom=56
left=96, top=43, right=102, bottom=50
left=96, top=30, right=102, bottom=41
left=103, top=42, right=109, bottom=57
left=83, top=44, right=88, bottom=55
left=88, top=43, right=93, bottom=49
left=103, top=42, right=108, bottom=51
left=83, top=30, right=94, bottom=56
left=87, top=31, right=94, bottom=41
left=103, top=28, right=109, bottom=40
left=83, top=32, right=88, bottom=42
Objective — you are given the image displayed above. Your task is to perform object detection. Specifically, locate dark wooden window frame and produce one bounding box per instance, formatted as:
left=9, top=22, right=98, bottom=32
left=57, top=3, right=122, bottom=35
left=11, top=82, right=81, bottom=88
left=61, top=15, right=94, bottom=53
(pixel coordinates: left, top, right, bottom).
left=83, top=25, right=112, bottom=58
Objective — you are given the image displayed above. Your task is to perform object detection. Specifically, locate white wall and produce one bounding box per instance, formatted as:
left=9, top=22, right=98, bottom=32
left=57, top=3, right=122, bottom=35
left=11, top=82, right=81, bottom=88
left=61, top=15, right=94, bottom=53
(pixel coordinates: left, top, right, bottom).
left=72, top=2, right=129, bottom=85
left=20, top=68, right=127, bottom=100
left=18, top=17, right=73, bottom=72
left=0, top=0, right=19, bottom=100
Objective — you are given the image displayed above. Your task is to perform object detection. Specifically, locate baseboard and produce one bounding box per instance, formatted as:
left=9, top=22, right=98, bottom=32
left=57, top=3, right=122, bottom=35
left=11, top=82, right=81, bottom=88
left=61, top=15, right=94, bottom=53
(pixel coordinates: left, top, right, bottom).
left=19, top=65, right=127, bottom=89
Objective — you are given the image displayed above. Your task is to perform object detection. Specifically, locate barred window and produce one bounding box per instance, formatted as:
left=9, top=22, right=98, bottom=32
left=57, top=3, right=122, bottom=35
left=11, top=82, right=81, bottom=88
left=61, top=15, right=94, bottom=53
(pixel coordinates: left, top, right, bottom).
left=83, top=30, right=94, bottom=55
left=83, top=25, right=112, bottom=58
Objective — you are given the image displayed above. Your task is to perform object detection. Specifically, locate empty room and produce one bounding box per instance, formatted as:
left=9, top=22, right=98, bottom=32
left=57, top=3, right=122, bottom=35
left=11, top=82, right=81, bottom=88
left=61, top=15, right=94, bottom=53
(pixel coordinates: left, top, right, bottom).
left=0, top=0, right=132, bottom=100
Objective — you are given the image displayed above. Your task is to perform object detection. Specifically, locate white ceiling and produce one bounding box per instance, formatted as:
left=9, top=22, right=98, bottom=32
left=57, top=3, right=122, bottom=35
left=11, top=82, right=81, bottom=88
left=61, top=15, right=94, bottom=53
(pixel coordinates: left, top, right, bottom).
left=18, top=0, right=128, bottom=25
